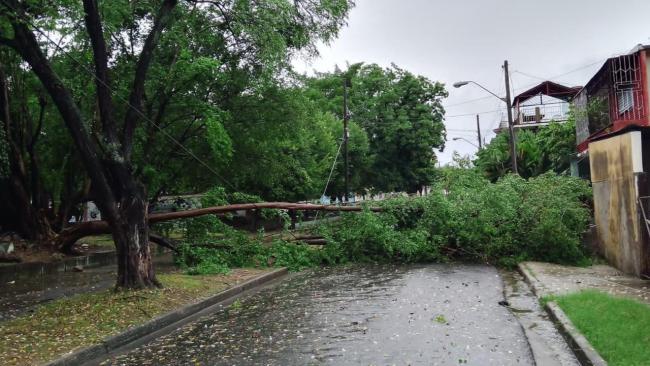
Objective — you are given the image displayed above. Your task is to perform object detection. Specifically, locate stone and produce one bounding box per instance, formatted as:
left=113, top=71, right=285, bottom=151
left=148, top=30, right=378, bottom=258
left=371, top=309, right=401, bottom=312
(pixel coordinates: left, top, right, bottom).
left=72, top=265, right=84, bottom=272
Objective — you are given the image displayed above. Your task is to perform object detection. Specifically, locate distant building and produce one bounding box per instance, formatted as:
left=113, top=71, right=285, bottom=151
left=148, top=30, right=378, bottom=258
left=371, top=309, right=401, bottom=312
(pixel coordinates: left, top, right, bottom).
left=573, top=44, right=650, bottom=277
left=495, top=81, right=581, bottom=133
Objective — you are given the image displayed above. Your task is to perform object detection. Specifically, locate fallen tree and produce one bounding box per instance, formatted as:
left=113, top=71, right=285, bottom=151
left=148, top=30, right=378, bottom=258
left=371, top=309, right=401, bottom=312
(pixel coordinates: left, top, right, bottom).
left=57, top=202, right=382, bottom=253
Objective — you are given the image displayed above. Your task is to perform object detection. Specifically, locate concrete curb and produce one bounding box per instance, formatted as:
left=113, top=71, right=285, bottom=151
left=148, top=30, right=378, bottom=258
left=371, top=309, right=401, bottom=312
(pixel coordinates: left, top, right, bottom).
left=517, top=263, right=607, bottom=366
left=544, top=301, right=608, bottom=366
left=43, top=267, right=288, bottom=366
left=517, top=263, right=542, bottom=297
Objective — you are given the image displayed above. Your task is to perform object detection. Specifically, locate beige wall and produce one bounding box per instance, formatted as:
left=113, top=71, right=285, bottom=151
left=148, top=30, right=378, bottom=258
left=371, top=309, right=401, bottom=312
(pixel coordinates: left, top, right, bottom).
left=589, top=131, right=646, bottom=276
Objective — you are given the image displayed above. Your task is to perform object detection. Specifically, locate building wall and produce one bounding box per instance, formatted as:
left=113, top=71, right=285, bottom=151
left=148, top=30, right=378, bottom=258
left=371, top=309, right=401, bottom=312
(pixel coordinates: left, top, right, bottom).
left=589, top=131, right=647, bottom=276
left=645, top=50, right=650, bottom=118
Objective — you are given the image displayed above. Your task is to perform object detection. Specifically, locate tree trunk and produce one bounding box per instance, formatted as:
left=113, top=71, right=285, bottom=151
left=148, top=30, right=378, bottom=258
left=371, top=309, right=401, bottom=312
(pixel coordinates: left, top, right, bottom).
left=113, top=186, right=160, bottom=289
left=0, top=59, right=53, bottom=242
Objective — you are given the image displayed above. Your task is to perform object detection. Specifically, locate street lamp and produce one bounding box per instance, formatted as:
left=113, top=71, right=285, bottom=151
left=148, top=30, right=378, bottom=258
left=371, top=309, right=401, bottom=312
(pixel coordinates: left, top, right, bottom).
left=452, top=137, right=479, bottom=149
left=453, top=60, right=518, bottom=175
left=453, top=81, right=505, bottom=102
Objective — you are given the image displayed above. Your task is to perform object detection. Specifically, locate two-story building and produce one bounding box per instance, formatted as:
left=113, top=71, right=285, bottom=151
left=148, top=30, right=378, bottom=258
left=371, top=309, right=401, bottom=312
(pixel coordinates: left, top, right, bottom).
left=574, top=44, right=650, bottom=277
left=495, top=81, right=580, bottom=133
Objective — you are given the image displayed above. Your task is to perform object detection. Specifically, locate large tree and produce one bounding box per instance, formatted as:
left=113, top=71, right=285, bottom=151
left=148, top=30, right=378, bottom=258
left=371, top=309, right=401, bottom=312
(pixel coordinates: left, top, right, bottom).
left=304, top=63, right=447, bottom=193
left=0, top=0, right=352, bottom=288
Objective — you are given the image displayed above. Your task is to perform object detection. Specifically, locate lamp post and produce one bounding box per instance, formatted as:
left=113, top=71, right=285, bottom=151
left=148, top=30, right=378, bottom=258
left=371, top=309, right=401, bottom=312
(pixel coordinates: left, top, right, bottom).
left=453, top=60, right=518, bottom=174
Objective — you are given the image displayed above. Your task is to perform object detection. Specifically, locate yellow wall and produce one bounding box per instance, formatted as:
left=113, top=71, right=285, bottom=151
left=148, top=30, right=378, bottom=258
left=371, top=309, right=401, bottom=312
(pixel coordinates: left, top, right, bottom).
left=589, top=131, right=645, bottom=275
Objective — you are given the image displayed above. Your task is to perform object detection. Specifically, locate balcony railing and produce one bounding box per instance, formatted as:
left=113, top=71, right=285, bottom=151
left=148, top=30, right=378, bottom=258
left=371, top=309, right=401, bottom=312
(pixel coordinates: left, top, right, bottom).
left=514, top=102, right=570, bottom=125
left=496, top=102, right=570, bottom=132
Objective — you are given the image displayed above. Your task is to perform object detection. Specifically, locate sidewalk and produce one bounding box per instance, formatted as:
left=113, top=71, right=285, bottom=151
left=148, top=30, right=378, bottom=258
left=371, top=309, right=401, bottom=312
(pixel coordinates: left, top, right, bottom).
left=519, top=261, right=650, bottom=304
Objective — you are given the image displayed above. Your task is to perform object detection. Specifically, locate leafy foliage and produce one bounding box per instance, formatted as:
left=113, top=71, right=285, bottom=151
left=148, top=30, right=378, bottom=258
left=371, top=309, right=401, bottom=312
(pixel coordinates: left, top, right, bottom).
left=321, top=170, right=592, bottom=267
left=304, top=63, right=448, bottom=194
left=0, top=0, right=356, bottom=241
left=475, top=120, right=577, bottom=181
left=176, top=170, right=592, bottom=274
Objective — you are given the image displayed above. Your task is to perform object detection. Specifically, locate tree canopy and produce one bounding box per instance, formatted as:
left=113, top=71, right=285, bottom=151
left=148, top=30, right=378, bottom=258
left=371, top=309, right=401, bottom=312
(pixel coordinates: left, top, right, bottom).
left=0, top=0, right=356, bottom=288
left=304, top=63, right=448, bottom=194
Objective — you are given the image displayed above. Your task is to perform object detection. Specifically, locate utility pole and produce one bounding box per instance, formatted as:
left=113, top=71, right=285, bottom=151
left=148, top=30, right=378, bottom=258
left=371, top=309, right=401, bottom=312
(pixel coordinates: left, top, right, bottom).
left=503, top=60, right=518, bottom=175
left=476, top=114, right=482, bottom=149
left=343, top=77, right=350, bottom=203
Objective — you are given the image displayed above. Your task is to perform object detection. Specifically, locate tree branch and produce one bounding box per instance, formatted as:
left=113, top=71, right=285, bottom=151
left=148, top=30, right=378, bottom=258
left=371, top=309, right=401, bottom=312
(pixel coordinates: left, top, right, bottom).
left=122, top=0, right=178, bottom=160
left=56, top=202, right=383, bottom=249
left=4, top=1, right=120, bottom=224
left=149, top=232, right=179, bottom=253
left=82, top=0, right=118, bottom=143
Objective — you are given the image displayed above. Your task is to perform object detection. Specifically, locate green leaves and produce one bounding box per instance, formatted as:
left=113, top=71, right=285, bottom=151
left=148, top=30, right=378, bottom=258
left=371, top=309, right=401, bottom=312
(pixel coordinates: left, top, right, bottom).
left=303, top=63, right=448, bottom=194
left=475, top=120, right=577, bottom=181
left=321, top=170, right=592, bottom=267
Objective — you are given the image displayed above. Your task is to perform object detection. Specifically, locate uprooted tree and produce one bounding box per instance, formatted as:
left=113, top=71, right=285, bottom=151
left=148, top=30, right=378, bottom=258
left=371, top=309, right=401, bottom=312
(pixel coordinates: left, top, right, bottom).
left=0, top=0, right=353, bottom=288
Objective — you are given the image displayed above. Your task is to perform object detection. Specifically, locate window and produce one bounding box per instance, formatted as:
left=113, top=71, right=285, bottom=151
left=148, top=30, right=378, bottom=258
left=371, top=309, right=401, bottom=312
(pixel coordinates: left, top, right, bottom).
left=618, top=88, right=634, bottom=115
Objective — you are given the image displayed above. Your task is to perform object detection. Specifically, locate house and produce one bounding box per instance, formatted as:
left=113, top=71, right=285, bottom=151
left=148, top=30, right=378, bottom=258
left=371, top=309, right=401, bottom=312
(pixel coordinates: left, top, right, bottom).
left=573, top=44, right=650, bottom=277
left=494, top=81, right=581, bottom=133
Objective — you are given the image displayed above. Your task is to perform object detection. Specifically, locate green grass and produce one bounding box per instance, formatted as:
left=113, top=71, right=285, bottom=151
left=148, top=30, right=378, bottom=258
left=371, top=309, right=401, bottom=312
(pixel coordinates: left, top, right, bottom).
left=554, top=290, right=650, bottom=366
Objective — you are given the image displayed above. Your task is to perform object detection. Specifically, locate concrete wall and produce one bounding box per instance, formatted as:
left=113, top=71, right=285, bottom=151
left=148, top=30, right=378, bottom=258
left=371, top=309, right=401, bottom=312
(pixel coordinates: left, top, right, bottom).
left=589, top=131, right=648, bottom=276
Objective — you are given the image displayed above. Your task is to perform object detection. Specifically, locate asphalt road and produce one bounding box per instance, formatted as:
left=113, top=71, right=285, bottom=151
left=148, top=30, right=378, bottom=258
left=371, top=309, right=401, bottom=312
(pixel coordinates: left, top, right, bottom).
left=102, top=264, right=535, bottom=366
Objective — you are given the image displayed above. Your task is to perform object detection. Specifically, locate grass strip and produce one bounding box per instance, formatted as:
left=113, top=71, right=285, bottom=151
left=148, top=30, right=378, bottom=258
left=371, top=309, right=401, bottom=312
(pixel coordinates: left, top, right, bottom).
left=555, top=290, right=650, bottom=366
left=0, top=268, right=267, bottom=366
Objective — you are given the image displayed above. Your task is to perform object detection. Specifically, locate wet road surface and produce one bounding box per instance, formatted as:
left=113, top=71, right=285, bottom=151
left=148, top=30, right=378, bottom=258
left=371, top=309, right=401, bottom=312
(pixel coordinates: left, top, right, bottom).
left=0, top=254, right=175, bottom=321
left=102, top=264, right=534, bottom=365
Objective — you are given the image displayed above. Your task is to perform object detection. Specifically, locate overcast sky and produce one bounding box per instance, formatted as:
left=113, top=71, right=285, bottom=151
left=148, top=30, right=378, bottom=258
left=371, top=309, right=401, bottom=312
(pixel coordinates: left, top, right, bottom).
left=293, top=0, right=650, bottom=165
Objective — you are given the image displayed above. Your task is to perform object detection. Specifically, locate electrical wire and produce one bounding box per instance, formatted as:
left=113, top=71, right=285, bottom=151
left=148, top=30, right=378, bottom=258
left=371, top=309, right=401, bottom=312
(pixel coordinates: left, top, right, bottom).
left=320, top=136, right=344, bottom=200
left=512, top=70, right=547, bottom=81
left=445, top=109, right=504, bottom=118
left=445, top=57, right=608, bottom=110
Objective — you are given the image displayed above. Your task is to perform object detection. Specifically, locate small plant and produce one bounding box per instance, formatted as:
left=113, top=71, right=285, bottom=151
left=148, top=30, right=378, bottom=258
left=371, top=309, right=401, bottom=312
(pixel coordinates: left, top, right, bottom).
left=230, top=299, right=242, bottom=310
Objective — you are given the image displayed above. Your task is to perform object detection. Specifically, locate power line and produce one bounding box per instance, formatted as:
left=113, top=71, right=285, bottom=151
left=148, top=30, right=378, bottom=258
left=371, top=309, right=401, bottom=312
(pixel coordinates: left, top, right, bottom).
left=321, top=136, right=344, bottom=199
left=445, top=57, right=607, bottom=109
left=1, top=1, right=238, bottom=190
left=447, top=127, right=482, bottom=134
left=445, top=109, right=504, bottom=118
left=512, top=59, right=605, bottom=93
left=512, top=70, right=546, bottom=81
left=444, top=95, right=494, bottom=108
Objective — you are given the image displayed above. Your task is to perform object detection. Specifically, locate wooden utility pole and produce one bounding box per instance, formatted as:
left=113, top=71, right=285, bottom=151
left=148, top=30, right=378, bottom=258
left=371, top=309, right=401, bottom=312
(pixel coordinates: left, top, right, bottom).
left=503, top=60, right=518, bottom=175
left=343, top=78, right=350, bottom=202
left=476, top=114, right=482, bottom=149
